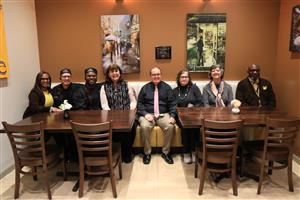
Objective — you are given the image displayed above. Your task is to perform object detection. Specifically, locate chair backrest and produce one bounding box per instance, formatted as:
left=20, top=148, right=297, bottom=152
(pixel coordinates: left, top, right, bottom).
left=2, top=121, right=46, bottom=171
left=70, top=121, right=112, bottom=169
left=264, top=117, right=300, bottom=155
left=201, top=118, right=243, bottom=163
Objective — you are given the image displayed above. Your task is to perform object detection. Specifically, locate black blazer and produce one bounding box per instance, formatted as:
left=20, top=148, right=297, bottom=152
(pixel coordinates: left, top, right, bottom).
left=23, top=87, right=52, bottom=119
left=236, top=78, right=276, bottom=108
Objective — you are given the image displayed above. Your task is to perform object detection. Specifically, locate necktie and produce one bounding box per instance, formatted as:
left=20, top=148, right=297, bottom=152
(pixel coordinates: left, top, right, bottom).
left=154, top=86, right=160, bottom=118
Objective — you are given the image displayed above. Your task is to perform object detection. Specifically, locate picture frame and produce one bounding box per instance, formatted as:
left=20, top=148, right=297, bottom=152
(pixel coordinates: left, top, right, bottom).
left=289, top=5, right=300, bottom=52
left=101, top=14, right=140, bottom=74
left=186, top=13, right=226, bottom=72
left=155, top=46, right=172, bottom=59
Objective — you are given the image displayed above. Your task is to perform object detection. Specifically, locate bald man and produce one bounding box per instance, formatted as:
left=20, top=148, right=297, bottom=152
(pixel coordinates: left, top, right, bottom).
left=236, top=64, right=276, bottom=108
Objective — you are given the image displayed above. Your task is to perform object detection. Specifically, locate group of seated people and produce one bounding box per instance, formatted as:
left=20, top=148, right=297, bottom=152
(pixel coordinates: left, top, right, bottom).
left=23, top=63, right=276, bottom=165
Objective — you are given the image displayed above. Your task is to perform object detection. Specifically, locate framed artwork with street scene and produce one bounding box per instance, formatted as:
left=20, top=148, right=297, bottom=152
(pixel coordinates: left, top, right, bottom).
left=290, top=5, right=300, bottom=52
left=101, top=14, right=140, bottom=74
left=187, top=13, right=226, bottom=72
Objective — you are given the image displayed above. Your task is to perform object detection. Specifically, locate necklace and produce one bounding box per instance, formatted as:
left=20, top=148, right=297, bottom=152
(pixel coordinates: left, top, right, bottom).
left=178, top=85, right=190, bottom=100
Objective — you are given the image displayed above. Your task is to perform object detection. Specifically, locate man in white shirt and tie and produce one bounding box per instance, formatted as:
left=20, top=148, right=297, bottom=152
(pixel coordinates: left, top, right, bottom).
left=137, top=67, right=177, bottom=164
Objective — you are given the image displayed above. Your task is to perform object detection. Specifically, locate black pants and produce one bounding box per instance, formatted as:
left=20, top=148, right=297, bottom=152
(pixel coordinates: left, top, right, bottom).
left=181, top=128, right=200, bottom=154
left=113, top=120, right=137, bottom=161
left=52, top=133, right=78, bottom=162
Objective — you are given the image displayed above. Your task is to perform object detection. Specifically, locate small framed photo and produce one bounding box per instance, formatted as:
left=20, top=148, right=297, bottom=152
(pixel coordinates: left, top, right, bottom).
left=290, top=5, right=300, bottom=52
left=155, top=46, right=171, bottom=59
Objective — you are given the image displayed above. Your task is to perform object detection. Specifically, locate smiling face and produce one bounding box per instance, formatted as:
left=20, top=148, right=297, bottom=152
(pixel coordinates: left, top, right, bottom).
left=60, top=73, right=72, bottom=88
left=150, top=67, right=162, bottom=86
left=211, top=67, right=222, bottom=81
left=108, top=68, right=121, bottom=83
left=40, top=73, right=50, bottom=90
left=179, top=71, right=189, bottom=87
left=248, top=65, right=260, bottom=81
left=85, top=71, right=97, bottom=85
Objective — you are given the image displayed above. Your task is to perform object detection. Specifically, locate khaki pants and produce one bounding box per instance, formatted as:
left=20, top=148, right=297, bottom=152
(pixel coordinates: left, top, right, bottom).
left=139, top=113, right=174, bottom=155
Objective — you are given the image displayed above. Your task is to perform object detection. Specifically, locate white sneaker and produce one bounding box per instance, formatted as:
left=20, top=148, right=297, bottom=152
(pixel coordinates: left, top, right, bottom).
left=191, top=152, right=196, bottom=163
left=183, top=153, right=192, bottom=164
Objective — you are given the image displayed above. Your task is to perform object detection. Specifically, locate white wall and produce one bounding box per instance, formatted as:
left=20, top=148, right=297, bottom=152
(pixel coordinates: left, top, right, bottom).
left=0, top=0, right=40, bottom=175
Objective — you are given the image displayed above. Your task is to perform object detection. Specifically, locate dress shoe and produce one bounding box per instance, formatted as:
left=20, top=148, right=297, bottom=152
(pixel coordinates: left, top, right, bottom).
left=161, top=153, right=174, bottom=164
left=123, top=155, right=133, bottom=164
left=143, top=154, right=151, bottom=164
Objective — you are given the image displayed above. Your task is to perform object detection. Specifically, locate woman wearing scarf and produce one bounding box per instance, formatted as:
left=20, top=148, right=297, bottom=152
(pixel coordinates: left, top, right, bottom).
left=100, top=64, right=137, bottom=163
left=203, top=64, right=233, bottom=107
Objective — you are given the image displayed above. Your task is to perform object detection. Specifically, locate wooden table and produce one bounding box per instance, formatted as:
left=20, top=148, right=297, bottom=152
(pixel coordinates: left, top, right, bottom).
left=13, top=109, right=136, bottom=132
left=177, top=106, right=288, bottom=182
left=177, top=107, right=286, bottom=128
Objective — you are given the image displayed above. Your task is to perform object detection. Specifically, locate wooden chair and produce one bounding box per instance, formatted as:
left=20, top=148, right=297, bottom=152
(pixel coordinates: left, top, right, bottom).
left=2, top=121, right=66, bottom=199
left=195, top=118, right=243, bottom=196
left=243, top=117, right=300, bottom=194
left=70, top=121, right=122, bottom=198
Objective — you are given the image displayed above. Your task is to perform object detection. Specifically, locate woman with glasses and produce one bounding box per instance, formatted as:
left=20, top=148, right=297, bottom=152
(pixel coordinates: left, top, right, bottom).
left=23, top=71, right=62, bottom=119
left=173, top=69, right=203, bottom=164
left=203, top=64, right=233, bottom=107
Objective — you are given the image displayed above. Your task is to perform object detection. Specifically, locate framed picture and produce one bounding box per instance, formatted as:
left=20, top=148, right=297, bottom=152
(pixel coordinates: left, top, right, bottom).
left=290, top=5, right=300, bottom=52
left=186, top=13, right=226, bottom=72
left=101, top=14, right=140, bottom=74
left=155, top=46, right=171, bottom=59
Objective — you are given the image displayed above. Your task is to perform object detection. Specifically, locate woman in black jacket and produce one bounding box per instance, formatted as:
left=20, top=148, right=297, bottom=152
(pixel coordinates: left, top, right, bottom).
left=23, top=71, right=62, bottom=118
left=173, top=69, right=203, bottom=164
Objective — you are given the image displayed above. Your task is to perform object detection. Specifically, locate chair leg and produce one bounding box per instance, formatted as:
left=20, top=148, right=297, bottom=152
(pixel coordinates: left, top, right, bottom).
left=194, top=160, right=198, bottom=178
left=287, top=158, right=294, bottom=192
left=110, top=171, right=117, bottom=198
left=14, top=170, right=20, bottom=199
left=33, top=167, right=38, bottom=181
left=62, top=160, right=67, bottom=181
left=231, top=167, right=238, bottom=196
left=198, top=163, right=206, bottom=195
left=61, top=150, right=67, bottom=181
left=79, top=170, right=84, bottom=197
left=240, top=149, right=246, bottom=177
left=44, top=171, right=52, bottom=199
left=118, top=160, right=122, bottom=180
left=257, top=161, right=265, bottom=194
left=268, top=161, right=273, bottom=175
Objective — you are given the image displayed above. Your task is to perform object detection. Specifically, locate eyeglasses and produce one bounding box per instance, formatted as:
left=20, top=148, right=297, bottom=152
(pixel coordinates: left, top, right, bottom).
left=151, top=73, right=161, bottom=76
left=248, top=69, right=260, bottom=72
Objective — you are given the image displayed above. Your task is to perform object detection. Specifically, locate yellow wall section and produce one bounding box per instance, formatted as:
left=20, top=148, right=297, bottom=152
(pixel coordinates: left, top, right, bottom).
left=35, top=0, right=280, bottom=83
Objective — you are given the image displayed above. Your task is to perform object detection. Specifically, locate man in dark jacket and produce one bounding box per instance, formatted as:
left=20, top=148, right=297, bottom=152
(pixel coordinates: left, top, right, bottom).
left=52, top=68, right=87, bottom=161
left=83, top=67, right=102, bottom=110
left=137, top=67, right=176, bottom=165
left=52, top=68, right=87, bottom=110
left=236, top=64, right=276, bottom=108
